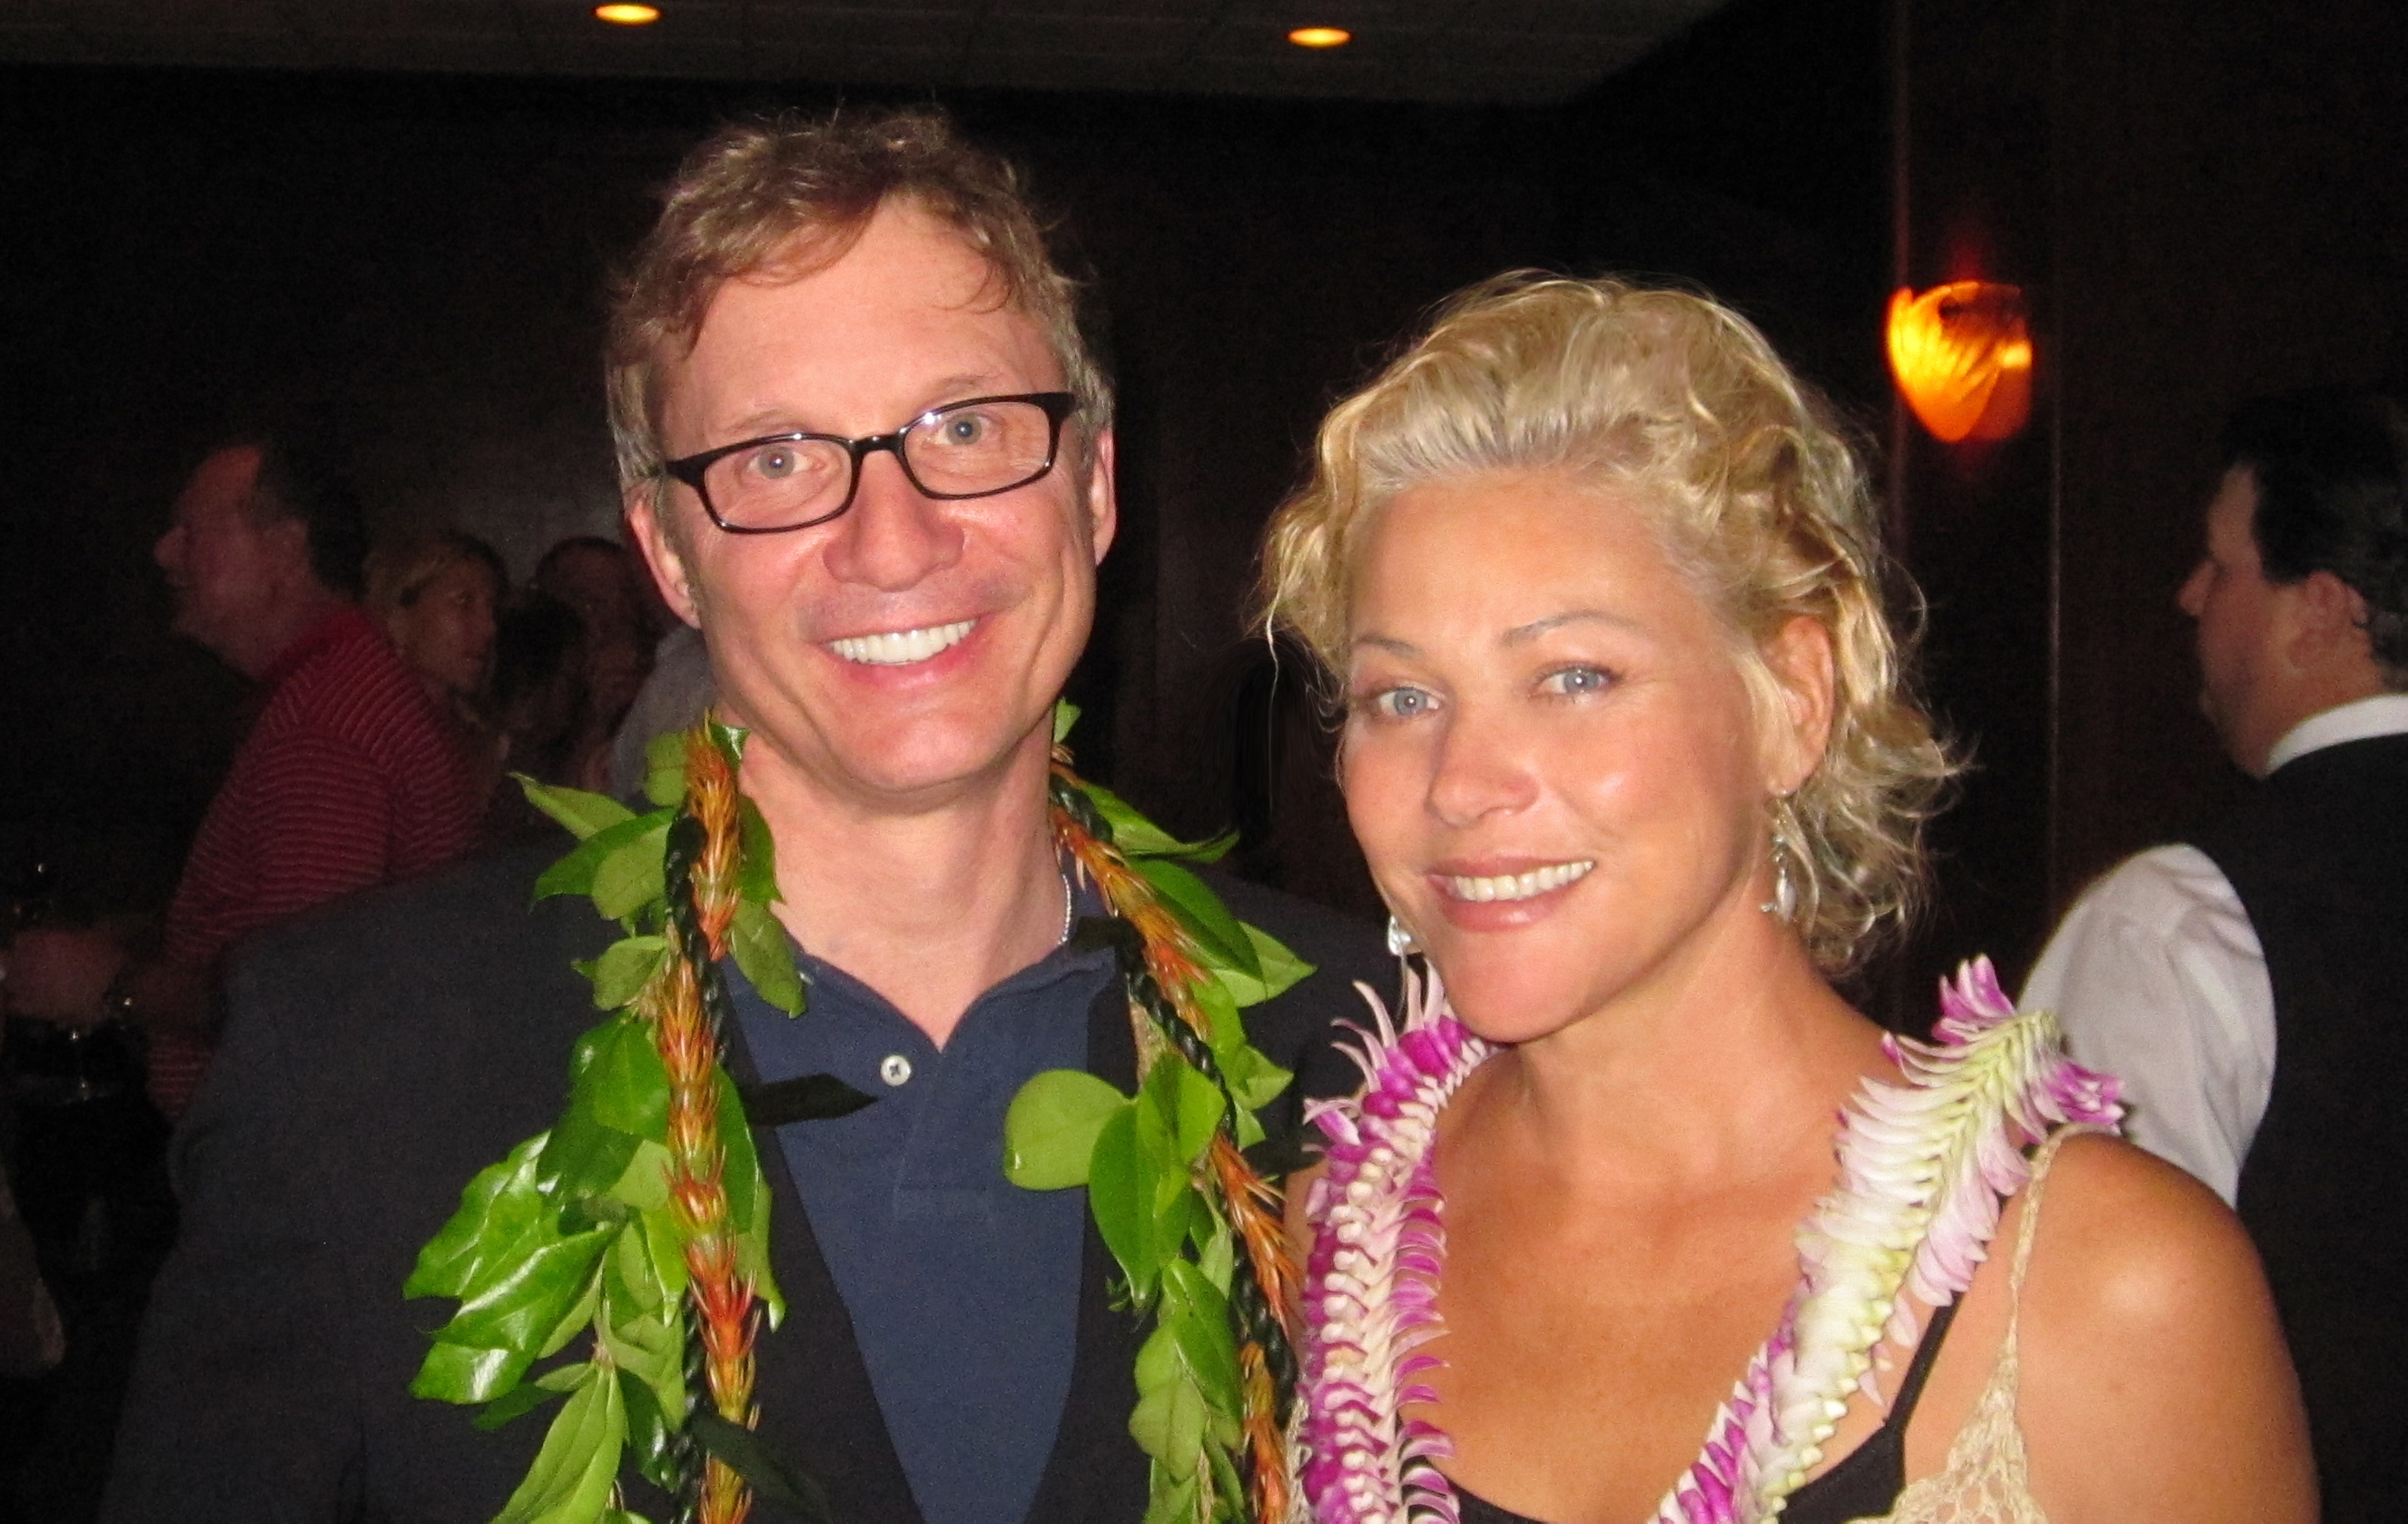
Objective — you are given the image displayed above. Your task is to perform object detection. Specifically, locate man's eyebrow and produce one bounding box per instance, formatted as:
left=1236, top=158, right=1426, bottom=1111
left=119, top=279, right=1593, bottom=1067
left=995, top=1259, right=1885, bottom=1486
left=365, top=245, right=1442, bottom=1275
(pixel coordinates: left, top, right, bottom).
left=1504, top=609, right=1644, bottom=644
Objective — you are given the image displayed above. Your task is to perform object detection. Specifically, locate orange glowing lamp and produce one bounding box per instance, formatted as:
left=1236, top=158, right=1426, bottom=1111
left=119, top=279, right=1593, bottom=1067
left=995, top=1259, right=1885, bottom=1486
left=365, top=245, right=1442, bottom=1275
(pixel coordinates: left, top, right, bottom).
left=1885, top=282, right=2033, bottom=442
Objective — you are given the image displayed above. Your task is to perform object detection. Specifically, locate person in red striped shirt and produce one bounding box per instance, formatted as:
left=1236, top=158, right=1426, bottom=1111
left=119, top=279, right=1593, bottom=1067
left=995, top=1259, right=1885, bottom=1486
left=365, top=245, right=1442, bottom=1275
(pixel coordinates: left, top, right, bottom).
left=5, top=437, right=484, bottom=1115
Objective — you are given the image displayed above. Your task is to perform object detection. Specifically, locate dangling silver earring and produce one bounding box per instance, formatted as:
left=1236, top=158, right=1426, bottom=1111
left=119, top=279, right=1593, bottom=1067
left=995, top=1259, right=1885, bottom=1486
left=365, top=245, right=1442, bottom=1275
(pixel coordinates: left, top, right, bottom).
left=1386, top=914, right=1421, bottom=957
left=1760, top=806, right=1801, bottom=923
left=1760, top=845, right=1799, bottom=923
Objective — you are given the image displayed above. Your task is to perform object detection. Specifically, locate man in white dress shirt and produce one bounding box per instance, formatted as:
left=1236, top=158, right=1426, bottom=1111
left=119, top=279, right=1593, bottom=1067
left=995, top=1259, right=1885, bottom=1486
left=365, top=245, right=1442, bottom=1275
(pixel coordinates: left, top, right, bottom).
left=2023, top=388, right=2408, bottom=1202
left=2021, top=387, right=2408, bottom=1519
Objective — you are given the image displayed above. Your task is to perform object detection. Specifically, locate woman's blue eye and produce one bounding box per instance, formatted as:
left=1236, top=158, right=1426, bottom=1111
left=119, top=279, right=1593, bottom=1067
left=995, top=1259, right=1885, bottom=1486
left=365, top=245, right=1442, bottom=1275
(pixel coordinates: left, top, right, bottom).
left=1367, top=687, right=1436, bottom=719
left=1542, top=665, right=1614, bottom=697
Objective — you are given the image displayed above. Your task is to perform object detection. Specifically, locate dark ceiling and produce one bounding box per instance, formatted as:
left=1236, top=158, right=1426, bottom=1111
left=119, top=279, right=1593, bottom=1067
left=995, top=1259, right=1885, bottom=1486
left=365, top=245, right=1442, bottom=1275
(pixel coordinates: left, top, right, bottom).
left=0, top=0, right=1727, bottom=105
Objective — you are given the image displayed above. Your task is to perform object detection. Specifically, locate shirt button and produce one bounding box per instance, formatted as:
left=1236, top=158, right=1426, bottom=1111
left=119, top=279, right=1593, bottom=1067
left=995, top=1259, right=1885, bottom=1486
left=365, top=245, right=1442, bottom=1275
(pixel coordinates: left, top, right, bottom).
left=879, top=1054, right=913, bottom=1087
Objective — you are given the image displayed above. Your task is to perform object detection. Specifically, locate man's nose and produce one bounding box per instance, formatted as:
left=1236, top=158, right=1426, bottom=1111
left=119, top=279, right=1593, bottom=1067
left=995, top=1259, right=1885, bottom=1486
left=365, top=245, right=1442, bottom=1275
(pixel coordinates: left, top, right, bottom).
left=2177, top=560, right=2210, bottom=618
left=821, top=450, right=964, bottom=591
left=153, top=524, right=182, bottom=573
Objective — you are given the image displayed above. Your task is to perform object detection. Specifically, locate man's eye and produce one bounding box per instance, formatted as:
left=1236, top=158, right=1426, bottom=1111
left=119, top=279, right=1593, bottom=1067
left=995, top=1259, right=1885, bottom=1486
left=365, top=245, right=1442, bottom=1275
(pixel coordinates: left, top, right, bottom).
left=752, top=446, right=804, bottom=480
left=933, top=412, right=992, bottom=447
left=1539, top=665, right=1614, bottom=697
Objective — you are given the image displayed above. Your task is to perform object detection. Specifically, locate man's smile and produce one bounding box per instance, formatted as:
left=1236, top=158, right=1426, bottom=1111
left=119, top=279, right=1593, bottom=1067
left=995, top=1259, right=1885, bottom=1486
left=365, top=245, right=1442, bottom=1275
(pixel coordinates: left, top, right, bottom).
left=825, top=618, right=977, bottom=666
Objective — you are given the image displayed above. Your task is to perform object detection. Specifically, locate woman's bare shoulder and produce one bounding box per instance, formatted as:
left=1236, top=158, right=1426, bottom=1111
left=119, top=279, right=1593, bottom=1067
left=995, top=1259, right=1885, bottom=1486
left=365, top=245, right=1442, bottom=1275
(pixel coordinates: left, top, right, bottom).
left=2012, top=1133, right=2316, bottom=1523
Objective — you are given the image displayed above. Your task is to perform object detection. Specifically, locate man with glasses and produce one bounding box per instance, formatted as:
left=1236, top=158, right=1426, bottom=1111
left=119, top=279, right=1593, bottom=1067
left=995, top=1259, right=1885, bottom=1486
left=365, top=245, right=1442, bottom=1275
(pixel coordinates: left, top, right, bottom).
left=104, top=109, right=1384, bottom=1524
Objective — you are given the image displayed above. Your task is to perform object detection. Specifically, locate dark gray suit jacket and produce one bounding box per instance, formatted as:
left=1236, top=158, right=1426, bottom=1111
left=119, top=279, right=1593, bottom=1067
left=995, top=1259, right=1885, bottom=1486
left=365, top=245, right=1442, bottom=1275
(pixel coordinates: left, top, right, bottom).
left=101, top=835, right=1388, bottom=1523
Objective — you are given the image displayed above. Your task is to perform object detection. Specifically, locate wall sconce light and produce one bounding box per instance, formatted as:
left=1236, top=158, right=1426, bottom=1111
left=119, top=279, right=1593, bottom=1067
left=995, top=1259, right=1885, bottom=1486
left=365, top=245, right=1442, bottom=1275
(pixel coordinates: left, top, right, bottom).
left=1885, top=282, right=2033, bottom=443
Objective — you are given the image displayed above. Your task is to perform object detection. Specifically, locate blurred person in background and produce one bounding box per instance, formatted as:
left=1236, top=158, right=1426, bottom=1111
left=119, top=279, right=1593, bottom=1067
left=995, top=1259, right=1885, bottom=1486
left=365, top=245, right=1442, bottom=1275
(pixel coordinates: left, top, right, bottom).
left=3, top=435, right=482, bottom=1116
left=364, top=529, right=506, bottom=727
left=531, top=534, right=655, bottom=790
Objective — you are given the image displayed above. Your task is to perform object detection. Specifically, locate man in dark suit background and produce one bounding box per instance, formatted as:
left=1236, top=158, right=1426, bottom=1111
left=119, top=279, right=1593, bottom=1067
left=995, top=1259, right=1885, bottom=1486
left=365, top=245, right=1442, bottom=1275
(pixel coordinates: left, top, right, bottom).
left=2023, top=387, right=2408, bottom=1518
left=101, top=109, right=1387, bottom=1524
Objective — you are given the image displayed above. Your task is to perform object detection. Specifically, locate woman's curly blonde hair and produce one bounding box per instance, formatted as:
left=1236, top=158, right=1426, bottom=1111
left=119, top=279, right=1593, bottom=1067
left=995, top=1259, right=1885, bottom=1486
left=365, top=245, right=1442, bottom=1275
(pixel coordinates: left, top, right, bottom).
left=1258, top=272, right=1956, bottom=975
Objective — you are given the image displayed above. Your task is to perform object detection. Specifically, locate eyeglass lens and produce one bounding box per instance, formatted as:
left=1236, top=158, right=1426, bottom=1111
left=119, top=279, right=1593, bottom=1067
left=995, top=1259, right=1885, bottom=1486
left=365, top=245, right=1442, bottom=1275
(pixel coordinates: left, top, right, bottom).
left=704, top=397, right=1060, bottom=530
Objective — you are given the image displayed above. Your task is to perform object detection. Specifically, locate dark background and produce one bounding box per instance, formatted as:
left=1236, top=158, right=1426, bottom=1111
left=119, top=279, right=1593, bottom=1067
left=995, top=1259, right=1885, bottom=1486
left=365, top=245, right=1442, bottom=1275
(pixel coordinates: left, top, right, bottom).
left=2, top=0, right=2405, bottom=1515
left=5, top=0, right=2404, bottom=1006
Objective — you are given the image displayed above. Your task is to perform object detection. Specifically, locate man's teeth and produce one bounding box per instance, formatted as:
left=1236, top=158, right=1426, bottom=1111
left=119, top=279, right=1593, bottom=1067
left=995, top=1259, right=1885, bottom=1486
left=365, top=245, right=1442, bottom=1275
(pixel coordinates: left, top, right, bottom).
left=1442, top=860, right=1596, bottom=903
left=828, top=619, right=975, bottom=666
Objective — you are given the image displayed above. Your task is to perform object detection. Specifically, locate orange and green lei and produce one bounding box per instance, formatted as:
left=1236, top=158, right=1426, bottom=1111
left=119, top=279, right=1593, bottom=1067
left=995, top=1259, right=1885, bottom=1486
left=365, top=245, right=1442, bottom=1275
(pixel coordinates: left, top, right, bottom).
left=406, top=706, right=1308, bottom=1524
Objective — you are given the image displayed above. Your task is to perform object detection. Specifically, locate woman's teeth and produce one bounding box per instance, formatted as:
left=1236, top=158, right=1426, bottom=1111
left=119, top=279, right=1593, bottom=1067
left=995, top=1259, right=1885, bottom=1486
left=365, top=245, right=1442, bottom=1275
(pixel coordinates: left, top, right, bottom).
left=1442, top=860, right=1596, bottom=903
left=828, top=619, right=975, bottom=666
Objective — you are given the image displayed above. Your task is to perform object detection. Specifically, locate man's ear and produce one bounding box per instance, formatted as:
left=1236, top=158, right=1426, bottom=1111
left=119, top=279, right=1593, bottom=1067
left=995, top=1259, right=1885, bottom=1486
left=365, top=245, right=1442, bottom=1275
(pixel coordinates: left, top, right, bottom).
left=262, top=515, right=316, bottom=588
left=1760, top=614, right=1838, bottom=795
left=625, top=491, right=703, bottom=629
left=2286, top=569, right=2373, bottom=668
left=1082, top=428, right=1118, bottom=566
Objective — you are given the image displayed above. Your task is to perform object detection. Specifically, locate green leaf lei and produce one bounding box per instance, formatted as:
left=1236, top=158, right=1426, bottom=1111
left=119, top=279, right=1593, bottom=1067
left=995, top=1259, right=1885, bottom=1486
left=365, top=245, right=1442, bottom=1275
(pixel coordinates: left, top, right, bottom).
left=406, top=708, right=1311, bottom=1524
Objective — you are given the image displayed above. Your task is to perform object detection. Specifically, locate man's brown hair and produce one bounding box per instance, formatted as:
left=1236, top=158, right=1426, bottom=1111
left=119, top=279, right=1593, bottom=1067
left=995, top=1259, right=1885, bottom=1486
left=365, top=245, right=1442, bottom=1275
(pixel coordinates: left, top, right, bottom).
left=605, top=107, right=1111, bottom=513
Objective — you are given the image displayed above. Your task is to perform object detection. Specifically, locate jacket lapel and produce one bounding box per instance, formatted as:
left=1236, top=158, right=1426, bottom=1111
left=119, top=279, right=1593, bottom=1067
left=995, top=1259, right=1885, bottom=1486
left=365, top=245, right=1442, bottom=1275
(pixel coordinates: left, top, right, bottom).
left=726, top=1021, right=926, bottom=1524
left=1019, top=980, right=1150, bottom=1524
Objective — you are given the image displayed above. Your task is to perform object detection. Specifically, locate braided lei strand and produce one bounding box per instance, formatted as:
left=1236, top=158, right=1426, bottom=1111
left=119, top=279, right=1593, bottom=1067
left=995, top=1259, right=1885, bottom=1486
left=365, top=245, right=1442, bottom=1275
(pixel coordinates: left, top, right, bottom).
left=1294, top=959, right=2122, bottom=1524
left=409, top=709, right=1315, bottom=1524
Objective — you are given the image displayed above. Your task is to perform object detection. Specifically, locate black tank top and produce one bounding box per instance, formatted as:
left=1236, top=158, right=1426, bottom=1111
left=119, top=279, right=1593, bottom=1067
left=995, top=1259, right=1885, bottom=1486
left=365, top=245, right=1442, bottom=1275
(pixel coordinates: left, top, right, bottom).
left=1452, top=1296, right=1963, bottom=1524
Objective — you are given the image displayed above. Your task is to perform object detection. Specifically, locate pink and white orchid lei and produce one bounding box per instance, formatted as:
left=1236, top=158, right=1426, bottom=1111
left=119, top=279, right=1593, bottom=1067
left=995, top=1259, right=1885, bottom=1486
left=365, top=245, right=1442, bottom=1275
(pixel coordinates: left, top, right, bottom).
left=1292, top=958, right=2121, bottom=1524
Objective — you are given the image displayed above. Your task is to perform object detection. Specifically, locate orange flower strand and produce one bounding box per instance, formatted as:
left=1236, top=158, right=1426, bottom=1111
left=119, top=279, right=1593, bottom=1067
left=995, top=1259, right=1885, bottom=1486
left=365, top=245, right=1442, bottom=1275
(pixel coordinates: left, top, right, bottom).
left=640, top=729, right=765, bottom=1524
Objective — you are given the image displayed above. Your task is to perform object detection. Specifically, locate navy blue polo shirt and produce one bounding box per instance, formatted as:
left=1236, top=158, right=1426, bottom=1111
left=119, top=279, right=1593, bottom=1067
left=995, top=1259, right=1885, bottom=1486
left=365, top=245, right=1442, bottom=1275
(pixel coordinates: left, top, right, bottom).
left=728, top=895, right=1116, bottom=1524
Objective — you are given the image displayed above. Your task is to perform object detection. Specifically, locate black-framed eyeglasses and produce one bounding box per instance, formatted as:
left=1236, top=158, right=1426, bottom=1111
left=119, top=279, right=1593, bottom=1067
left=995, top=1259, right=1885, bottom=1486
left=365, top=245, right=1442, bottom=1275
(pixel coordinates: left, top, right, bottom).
left=661, top=391, right=1077, bottom=534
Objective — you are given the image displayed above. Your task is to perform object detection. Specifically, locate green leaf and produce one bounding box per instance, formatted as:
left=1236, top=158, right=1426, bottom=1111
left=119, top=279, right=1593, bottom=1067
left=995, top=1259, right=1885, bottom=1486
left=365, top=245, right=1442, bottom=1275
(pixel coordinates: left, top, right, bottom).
left=618, top=1368, right=678, bottom=1493
left=1003, top=1071, right=1130, bottom=1190
left=1218, top=924, right=1314, bottom=1006
left=472, top=1368, right=572, bottom=1430
left=408, top=1134, right=551, bottom=1301
left=689, top=1411, right=834, bottom=1524
left=492, top=1359, right=626, bottom=1524
left=637, top=1203, right=689, bottom=1307
left=1219, top=1043, right=1294, bottom=1117
left=410, top=1341, right=524, bottom=1405
left=705, top=717, right=749, bottom=768
left=729, top=899, right=805, bottom=1016
left=519, top=778, right=637, bottom=842
left=717, top=1072, right=786, bottom=1328
left=1081, top=780, right=1232, bottom=863
left=737, top=798, right=779, bottom=905
left=534, top=810, right=674, bottom=906
left=538, top=1109, right=639, bottom=1212
left=600, top=1307, right=686, bottom=1430
left=583, top=1022, right=672, bottom=1143
left=1128, top=1373, right=1208, bottom=1479
left=587, top=936, right=666, bottom=1010
left=642, top=731, right=687, bottom=808
left=591, top=818, right=673, bottom=922
left=1160, top=1260, right=1241, bottom=1406
left=432, top=1224, right=611, bottom=1360
left=1089, top=1105, right=1168, bottom=1301
left=1142, top=1466, right=1200, bottom=1524
left=1196, top=1220, right=1235, bottom=1295
left=1053, top=699, right=1081, bottom=744
left=739, top=1074, right=876, bottom=1127
left=1131, top=859, right=1259, bottom=981
left=1162, top=1056, right=1226, bottom=1167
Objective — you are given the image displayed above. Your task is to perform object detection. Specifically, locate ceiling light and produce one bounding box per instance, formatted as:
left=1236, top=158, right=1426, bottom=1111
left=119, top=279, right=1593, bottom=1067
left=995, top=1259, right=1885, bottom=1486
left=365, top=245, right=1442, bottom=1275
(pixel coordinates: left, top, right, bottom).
left=595, top=3, right=661, bottom=24
left=1288, top=26, right=1352, bottom=48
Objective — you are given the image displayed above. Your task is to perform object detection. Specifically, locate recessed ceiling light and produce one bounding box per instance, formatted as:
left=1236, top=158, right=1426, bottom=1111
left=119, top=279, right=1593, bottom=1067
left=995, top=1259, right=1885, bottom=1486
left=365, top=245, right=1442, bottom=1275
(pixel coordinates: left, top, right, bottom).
left=595, top=3, right=661, bottom=24
left=1288, top=26, right=1352, bottom=48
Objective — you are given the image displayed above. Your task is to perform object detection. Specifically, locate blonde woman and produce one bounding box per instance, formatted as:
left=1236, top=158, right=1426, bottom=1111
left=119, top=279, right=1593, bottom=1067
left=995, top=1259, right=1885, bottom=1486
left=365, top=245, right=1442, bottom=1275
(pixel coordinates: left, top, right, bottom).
left=1262, top=275, right=2312, bottom=1524
left=364, top=528, right=506, bottom=720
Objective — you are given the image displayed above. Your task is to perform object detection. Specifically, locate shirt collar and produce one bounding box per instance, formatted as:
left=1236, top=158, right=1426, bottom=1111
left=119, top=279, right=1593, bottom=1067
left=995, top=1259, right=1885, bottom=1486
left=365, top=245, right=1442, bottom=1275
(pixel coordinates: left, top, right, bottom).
left=2266, top=692, right=2408, bottom=773
left=258, top=605, right=375, bottom=690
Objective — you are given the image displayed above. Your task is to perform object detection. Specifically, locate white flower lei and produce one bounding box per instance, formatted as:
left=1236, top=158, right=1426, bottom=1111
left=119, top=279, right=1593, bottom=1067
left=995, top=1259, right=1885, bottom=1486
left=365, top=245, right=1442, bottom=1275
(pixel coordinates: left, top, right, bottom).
left=1292, top=959, right=2121, bottom=1524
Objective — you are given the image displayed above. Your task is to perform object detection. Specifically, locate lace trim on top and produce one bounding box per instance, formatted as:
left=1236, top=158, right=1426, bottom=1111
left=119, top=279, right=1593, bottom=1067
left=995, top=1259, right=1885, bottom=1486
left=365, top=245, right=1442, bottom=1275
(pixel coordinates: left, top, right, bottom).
left=1874, top=1125, right=2098, bottom=1524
